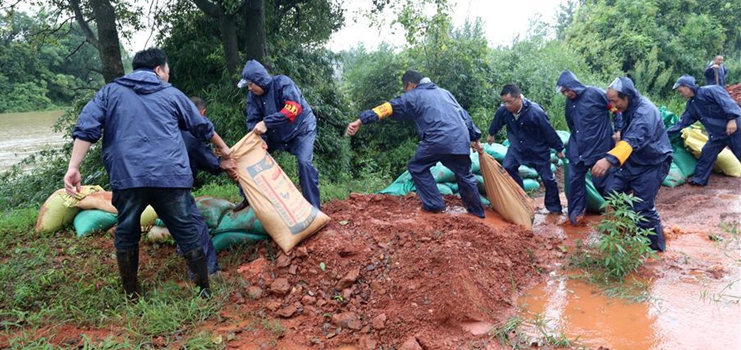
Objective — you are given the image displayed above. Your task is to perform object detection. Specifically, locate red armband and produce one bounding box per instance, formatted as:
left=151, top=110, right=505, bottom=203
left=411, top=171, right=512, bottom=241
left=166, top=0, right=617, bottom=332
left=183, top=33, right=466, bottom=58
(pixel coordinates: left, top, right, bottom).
left=606, top=103, right=618, bottom=114
left=280, top=101, right=303, bottom=123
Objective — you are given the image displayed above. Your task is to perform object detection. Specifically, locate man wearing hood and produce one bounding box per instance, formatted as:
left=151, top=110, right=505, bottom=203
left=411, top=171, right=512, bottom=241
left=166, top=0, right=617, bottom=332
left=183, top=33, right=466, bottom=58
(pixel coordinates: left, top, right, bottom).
left=556, top=70, right=622, bottom=225
left=704, top=55, right=728, bottom=87
left=64, top=48, right=232, bottom=298
left=668, top=75, right=741, bottom=186
left=238, top=60, right=321, bottom=209
left=488, top=84, right=565, bottom=215
left=345, top=71, right=485, bottom=218
left=593, top=77, right=673, bottom=252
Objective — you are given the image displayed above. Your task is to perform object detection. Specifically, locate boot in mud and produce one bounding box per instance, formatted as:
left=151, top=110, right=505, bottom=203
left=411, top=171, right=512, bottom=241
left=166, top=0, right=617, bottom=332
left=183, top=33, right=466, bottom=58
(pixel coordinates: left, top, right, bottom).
left=184, top=248, right=212, bottom=298
left=115, top=247, right=141, bottom=301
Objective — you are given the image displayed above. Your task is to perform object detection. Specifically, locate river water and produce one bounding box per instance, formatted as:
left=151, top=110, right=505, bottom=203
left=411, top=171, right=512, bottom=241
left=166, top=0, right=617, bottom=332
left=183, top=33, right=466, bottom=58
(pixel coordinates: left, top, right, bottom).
left=0, top=110, right=66, bottom=173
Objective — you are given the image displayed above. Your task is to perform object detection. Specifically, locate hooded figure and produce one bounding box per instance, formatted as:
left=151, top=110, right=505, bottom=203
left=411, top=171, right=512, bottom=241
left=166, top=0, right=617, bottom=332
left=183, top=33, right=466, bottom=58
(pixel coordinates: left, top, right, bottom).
left=489, top=84, right=565, bottom=214
left=67, top=48, right=233, bottom=299
left=703, top=56, right=728, bottom=87
left=345, top=71, right=485, bottom=218
left=556, top=70, right=621, bottom=224
left=594, top=77, right=673, bottom=251
left=239, top=60, right=321, bottom=209
left=668, top=74, right=741, bottom=185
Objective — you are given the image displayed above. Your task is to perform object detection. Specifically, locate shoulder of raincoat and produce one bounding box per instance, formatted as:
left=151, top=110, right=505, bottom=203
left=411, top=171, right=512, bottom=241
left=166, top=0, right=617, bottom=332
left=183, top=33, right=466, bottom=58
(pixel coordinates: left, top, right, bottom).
left=360, top=82, right=476, bottom=155
left=489, top=98, right=564, bottom=165
left=669, top=84, right=741, bottom=140
left=242, top=60, right=316, bottom=147
left=605, top=78, right=671, bottom=172
left=73, top=69, right=214, bottom=190
left=182, top=116, right=221, bottom=180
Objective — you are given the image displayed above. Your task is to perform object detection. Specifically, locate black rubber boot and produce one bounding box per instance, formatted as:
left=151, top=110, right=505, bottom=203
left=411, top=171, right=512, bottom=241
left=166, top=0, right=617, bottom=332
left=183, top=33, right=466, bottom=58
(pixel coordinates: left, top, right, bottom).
left=115, top=248, right=140, bottom=300
left=183, top=248, right=212, bottom=298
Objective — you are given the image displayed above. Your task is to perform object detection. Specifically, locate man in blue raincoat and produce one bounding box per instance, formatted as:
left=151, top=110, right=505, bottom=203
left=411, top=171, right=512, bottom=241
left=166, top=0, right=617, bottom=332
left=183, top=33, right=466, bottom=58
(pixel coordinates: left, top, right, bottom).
left=178, top=97, right=239, bottom=276
left=593, top=77, right=673, bottom=252
left=345, top=71, right=485, bottom=218
left=238, top=60, right=321, bottom=209
left=487, top=84, right=565, bottom=214
left=667, top=75, right=741, bottom=186
left=704, top=55, right=728, bottom=87
left=556, top=70, right=622, bottom=225
left=64, top=48, right=232, bottom=299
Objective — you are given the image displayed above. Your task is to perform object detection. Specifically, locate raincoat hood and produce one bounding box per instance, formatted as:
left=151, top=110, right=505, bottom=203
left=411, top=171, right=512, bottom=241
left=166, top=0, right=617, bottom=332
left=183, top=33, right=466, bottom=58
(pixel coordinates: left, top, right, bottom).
left=556, top=70, right=586, bottom=96
left=240, top=60, right=273, bottom=89
left=673, top=75, right=698, bottom=93
left=609, top=77, right=642, bottom=111
left=114, top=69, right=170, bottom=95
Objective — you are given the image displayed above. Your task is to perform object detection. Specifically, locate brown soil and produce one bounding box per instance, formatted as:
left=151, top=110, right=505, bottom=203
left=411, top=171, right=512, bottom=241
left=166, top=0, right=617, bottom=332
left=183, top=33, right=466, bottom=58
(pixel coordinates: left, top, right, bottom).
left=224, top=194, right=561, bottom=349
left=727, top=83, right=741, bottom=105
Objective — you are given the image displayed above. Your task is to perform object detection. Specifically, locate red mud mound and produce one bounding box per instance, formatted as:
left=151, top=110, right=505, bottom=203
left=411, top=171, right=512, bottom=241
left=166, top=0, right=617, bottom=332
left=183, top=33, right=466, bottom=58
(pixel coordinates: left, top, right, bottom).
left=231, top=194, right=549, bottom=349
left=727, top=83, right=741, bottom=105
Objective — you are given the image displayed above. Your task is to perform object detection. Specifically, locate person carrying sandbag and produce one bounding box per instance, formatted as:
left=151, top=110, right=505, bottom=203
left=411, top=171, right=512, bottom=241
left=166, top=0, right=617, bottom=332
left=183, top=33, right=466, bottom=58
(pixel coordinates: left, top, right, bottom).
left=592, top=77, right=673, bottom=252
left=487, top=84, right=565, bottom=215
left=556, top=70, right=622, bottom=225
left=346, top=70, right=486, bottom=218
left=668, top=75, right=741, bottom=186
left=64, top=48, right=233, bottom=299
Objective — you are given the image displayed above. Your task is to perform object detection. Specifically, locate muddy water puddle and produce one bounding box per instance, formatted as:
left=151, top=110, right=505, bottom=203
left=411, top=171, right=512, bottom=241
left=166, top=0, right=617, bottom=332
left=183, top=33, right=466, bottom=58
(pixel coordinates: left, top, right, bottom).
left=519, top=213, right=741, bottom=350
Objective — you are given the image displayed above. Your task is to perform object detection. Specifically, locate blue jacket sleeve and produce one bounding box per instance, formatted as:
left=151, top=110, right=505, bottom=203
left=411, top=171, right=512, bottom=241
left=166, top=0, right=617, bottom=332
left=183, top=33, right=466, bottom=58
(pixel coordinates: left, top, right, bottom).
left=709, top=88, right=741, bottom=121
left=359, top=94, right=413, bottom=124
left=666, top=108, right=698, bottom=135
left=613, top=113, right=624, bottom=132
left=461, top=109, right=481, bottom=141
left=488, top=108, right=506, bottom=137
left=536, top=111, right=564, bottom=152
left=705, top=64, right=719, bottom=84
left=263, top=78, right=303, bottom=128
left=73, top=89, right=107, bottom=143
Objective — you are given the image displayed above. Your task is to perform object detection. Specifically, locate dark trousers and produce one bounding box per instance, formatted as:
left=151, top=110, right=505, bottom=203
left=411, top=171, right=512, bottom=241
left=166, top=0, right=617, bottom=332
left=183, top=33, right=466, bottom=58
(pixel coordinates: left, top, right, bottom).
left=503, top=154, right=562, bottom=213
left=176, top=199, right=219, bottom=275
left=692, top=132, right=741, bottom=185
left=112, top=188, right=201, bottom=253
left=282, top=130, right=321, bottom=209
left=567, top=160, right=610, bottom=224
left=606, top=159, right=671, bottom=251
left=407, top=151, right=485, bottom=218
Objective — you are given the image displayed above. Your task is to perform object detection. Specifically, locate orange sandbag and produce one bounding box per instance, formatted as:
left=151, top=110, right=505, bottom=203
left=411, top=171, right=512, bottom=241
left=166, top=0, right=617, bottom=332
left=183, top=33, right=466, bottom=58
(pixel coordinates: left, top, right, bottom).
left=230, top=132, right=330, bottom=252
left=478, top=152, right=535, bottom=229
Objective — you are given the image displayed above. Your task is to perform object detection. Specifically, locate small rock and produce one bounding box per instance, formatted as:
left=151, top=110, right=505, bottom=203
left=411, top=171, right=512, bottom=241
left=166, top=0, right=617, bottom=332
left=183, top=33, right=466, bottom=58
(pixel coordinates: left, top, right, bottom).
left=246, top=286, right=263, bottom=300
left=270, top=278, right=291, bottom=295
left=372, top=313, right=387, bottom=330
left=331, top=312, right=363, bottom=330
left=288, top=265, right=298, bottom=275
left=296, top=246, right=309, bottom=257
left=275, top=254, right=292, bottom=268
left=342, top=288, right=353, bottom=301
left=359, top=335, right=378, bottom=350
left=277, top=305, right=297, bottom=318
left=399, top=337, right=423, bottom=350
left=265, top=300, right=281, bottom=311
left=302, top=295, right=317, bottom=305
left=337, top=268, right=361, bottom=289
left=316, top=299, right=327, bottom=307
left=232, top=291, right=245, bottom=304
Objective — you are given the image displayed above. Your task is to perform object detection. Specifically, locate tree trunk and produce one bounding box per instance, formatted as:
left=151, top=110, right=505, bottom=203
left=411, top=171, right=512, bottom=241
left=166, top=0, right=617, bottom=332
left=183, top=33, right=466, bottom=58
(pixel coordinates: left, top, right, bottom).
left=244, top=0, right=267, bottom=63
left=89, top=0, right=124, bottom=82
left=219, top=14, right=241, bottom=75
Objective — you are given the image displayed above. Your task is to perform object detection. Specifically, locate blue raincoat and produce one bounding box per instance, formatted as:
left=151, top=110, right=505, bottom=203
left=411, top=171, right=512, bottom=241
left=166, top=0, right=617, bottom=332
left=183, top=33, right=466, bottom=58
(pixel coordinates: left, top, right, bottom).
left=556, top=70, right=618, bottom=223
left=605, top=77, right=672, bottom=251
left=667, top=79, right=741, bottom=185
left=359, top=80, right=485, bottom=217
left=74, top=69, right=215, bottom=190
left=704, top=63, right=728, bottom=87
left=488, top=98, right=564, bottom=213
left=241, top=60, right=320, bottom=209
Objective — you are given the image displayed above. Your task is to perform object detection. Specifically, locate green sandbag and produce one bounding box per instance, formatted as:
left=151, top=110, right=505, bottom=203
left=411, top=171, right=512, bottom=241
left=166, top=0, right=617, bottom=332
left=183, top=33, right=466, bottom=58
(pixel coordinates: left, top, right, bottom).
left=437, top=183, right=453, bottom=195
left=480, top=196, right=490, bottom=206
left=672, top=140, right=697, bottom=177
left=431, top=162, right=456, bottom=183
left=523, top=179, right=540, bottom=192
left=74, top=210, right=117, bottom=238
left=660, top=106, right=679, bottom=129
left=446, top=182, right=459, bottom=193
left=519, top=165, right=539, bottom=179
left=550, top=163, right=557, bottom=173
left=662, top=162, right=687, bottom=187
left=215, top=207, right=267, bottom=235
left=563, top=159, right=606, bottom=213
left=211, top=231, right=270, bottom=253
left=476, top=174, right=486, bottom=194
left=379, top=171, right=416, bottom=195
left=469, top=150, right=481, bottom=174
left=195, top=196, right=234, bottom=229
left=483, top=143, right=508, bottom=162
left=556, top=130, right=571, bottom=146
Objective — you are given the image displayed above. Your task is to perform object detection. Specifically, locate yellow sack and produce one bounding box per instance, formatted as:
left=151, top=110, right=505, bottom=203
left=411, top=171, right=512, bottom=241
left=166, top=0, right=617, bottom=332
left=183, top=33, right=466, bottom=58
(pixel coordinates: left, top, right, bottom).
left=66, top=189, right=157, bottom=226
left=36, top=185, right=102, bottom=233
left=479, top=152, right=535, bottom=229
left=231, top=132, right=330, bottom=253
left=682, top=128, right=741, bottom=177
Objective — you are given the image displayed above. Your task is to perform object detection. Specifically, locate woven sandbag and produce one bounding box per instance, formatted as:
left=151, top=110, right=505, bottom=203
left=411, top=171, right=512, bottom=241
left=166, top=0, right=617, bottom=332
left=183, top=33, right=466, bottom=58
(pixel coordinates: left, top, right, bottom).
left=479, top=152, right=535, bottom=229
left=231, top=132, right=330, bottom=253
left=36, top=185, right=102, bottom=233
left=73, top=209, right=117, bottom=237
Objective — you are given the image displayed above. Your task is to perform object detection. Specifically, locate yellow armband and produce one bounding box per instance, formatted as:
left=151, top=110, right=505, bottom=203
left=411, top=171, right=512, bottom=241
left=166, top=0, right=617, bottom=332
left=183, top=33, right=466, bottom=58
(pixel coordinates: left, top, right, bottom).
left=607, top=140, right=633, bottom=165
left=371, top=102, right=393, bottom=119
